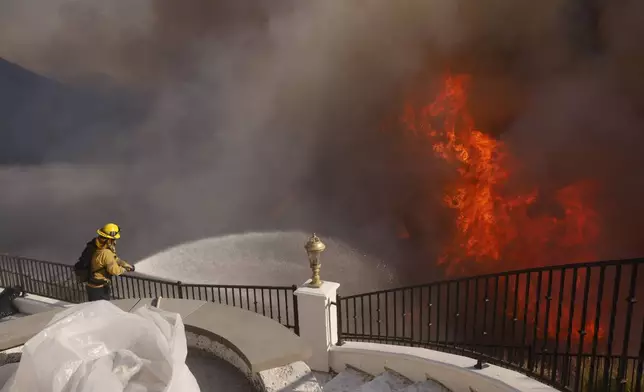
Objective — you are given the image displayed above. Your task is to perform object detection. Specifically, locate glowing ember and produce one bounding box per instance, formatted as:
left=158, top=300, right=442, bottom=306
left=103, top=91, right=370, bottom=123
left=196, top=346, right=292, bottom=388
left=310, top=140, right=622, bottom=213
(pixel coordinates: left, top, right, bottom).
left=399, top=73, right=602, bottom=340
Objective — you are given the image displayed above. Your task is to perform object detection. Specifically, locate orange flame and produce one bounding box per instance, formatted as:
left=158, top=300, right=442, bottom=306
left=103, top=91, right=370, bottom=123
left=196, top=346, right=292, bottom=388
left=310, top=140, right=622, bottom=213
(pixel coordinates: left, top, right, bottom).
left=400, top=73, right=599, bottom=274
left=399, top=73, right=602, bottom=340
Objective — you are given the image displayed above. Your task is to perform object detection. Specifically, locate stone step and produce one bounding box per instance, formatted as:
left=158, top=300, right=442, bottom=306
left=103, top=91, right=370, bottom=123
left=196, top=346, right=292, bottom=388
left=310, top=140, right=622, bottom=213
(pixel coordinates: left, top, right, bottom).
left=323, top=367, right=373, bottom=392
left=399, top=379, right=451, bottom=392
left=352, top=370, right=414, bottom=392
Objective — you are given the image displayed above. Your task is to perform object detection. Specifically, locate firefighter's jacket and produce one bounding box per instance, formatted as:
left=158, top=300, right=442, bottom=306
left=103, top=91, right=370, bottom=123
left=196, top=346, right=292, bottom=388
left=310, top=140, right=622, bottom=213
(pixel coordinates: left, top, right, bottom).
left=87, top=240, right=132, bottom=288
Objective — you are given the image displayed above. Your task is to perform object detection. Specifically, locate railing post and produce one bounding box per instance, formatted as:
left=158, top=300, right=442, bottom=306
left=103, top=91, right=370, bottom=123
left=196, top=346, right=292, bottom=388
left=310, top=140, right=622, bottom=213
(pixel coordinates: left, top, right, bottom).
left=0, top=255, right=8, bottom=288
left=474, top=358, right=488, bottom=369
left=336, top=294, right=344, bottom=346
left=617, top=263, right=639, bottom=392
left=292, top=285, right=300, bottom=336
left=111, top=276, right=123, bottom=299
left=635, top=322, right=643, bottom=392
left=294, top=280, right=340, bottom=372
left=16, top=258, right=27, bottom=292
left=527, top=344, right=535, bottom=372
left=177, top=281, right=183, bottom=299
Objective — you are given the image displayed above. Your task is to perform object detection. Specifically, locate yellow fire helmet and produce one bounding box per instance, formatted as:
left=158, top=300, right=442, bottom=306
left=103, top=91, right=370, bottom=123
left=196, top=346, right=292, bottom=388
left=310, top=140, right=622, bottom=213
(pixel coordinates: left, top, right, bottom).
left=97, top=223, right=121, bottom=240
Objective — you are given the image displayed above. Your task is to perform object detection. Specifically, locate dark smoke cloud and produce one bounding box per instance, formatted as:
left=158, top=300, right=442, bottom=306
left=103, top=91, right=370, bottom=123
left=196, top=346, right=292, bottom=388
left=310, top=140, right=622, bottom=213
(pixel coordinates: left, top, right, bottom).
left=0, top=0, right=643, bottom=279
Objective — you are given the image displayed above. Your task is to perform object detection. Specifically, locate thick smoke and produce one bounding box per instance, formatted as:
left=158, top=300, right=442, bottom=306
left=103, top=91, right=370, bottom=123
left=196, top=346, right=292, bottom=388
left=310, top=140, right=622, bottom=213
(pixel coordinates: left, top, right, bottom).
left=0, top=0, right=442, bottom=268
left=0, top=0, right=643, bottom=280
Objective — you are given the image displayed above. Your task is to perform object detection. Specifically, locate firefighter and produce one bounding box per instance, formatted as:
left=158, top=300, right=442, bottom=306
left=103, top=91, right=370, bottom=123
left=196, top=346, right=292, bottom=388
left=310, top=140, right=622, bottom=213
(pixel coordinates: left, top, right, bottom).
left=86, top=223, right=135, bottom=302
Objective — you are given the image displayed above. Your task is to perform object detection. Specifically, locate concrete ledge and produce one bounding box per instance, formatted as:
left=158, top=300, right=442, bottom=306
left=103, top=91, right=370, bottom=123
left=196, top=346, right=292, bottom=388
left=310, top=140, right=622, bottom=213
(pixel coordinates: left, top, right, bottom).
left=258, top=361, right=322, bottom=392
left=130, top=298, right=311, bottom=374
left=0, top=309, right=62, bottom=351
left=0, top=335, right=321, bottom=392
left=0, top=346, right=22, bottom=367
left=13, top=295, right=72, bottom=315
left=0, top=297, right=318, bottom=392
left=187, top=331, right=321, bottom=392
left=0, top=288, right=71, bottom=316
left=330, top=342, right=558, bottom=392
left=180, top=300, right=311, bottom=372
left=0, top=298, right=311, bottom=374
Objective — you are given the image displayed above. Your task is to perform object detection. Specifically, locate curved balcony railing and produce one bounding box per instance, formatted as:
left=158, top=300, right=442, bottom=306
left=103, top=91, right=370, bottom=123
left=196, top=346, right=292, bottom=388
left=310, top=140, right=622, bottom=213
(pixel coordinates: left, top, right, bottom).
left=0, top=254, right=299, bottom=335
left=1, top=252, right=642, bottom=391
left=336, top=258, right=644, bottom=392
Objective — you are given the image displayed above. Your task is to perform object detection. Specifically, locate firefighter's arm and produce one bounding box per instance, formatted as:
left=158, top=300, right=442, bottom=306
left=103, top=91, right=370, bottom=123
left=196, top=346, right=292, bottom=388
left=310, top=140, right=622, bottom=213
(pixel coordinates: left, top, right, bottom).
left=102, top=251, right=127, bottom=276
left=116, top=258, right=134, bottom=271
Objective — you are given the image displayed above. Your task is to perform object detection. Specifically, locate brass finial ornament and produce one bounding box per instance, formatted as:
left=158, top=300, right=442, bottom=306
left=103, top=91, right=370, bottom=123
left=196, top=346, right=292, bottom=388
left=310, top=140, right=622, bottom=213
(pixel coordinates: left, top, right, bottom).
left=305, top=233, right=326, bottom=288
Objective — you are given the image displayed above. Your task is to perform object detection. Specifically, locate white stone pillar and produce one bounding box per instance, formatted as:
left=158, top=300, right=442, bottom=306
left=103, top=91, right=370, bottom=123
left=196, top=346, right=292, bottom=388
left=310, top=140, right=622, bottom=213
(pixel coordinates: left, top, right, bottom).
left=294, top=280, right=340, bottom=372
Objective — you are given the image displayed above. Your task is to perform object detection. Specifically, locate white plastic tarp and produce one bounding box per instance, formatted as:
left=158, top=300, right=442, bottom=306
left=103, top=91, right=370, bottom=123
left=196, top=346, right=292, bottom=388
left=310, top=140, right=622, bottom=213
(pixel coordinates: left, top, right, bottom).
left=0, top=300, right=200, bottom=392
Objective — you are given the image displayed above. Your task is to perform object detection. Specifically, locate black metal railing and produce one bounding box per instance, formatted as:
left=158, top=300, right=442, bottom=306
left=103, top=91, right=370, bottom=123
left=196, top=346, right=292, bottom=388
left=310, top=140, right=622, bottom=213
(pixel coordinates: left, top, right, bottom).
left=337, top=258, right=644, bottom=392
left=0, top=254, right=299, bottom=334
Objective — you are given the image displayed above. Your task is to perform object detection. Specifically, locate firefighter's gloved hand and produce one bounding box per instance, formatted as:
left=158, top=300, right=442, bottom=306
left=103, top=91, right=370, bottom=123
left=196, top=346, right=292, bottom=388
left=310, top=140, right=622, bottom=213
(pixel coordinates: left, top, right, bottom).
left=125, top=265, right=135, bottom=272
